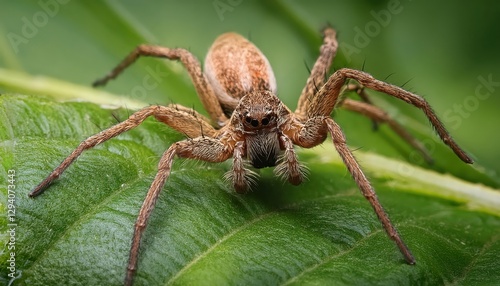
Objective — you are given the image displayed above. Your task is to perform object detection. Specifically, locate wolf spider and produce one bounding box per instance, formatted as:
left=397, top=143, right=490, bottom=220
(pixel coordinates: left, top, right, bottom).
left=29, top=27, right=472, bottom=285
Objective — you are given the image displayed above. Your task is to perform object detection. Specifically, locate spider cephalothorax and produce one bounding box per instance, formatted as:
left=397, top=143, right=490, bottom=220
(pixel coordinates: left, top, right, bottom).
left=30, top=26, right=472, bottom=285
left=234, top=91, right=287, bottom=168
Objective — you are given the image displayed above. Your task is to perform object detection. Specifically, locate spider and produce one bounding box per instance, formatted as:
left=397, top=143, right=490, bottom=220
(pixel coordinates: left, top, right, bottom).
left=29, top=26, right=473, bottom=285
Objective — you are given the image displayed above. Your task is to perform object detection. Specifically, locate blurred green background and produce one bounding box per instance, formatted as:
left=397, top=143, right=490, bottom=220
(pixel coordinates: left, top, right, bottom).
left=1, top=0, right=499, bottom=177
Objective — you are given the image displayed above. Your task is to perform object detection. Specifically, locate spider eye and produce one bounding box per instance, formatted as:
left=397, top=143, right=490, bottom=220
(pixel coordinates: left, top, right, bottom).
left=244, top=116, right=259, bottom=127
left=261, top=116, right=270, bottom=126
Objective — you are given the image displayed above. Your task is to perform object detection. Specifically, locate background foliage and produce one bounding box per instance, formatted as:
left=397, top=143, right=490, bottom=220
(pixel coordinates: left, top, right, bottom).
left=1, top=0, right=499, bottom=174
left=1, top=0, right=499, bottom=285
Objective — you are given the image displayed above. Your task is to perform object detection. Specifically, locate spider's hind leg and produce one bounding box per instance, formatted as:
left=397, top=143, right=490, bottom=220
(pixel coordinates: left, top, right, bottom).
left=339, top=95, right=434, bottom=164
left=340, top=83, right=380, bottom=131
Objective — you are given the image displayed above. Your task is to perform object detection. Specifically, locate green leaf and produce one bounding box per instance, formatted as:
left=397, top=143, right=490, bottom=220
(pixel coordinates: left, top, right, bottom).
left=1, top=94, right=500, bottom=285
left=1, top=1, right=500, bottom=285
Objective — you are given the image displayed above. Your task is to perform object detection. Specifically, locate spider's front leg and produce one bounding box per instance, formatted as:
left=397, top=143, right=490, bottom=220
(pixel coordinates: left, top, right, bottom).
left=28, top=105, right=216, bottom=197
left=324, top=117, right=416, bottom=264
left=27, top=103, right=234, bottom=285
left=297, top=26, right=470, bottom=164
left=287, top=114, right=416, bottom=265
left=308, top=68, right=473, bottom=163
left=126, top=135, right=235, bottom=285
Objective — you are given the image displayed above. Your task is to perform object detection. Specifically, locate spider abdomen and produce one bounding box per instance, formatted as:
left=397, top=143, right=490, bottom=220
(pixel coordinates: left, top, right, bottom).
left=205, top=32, right=277, bottom=115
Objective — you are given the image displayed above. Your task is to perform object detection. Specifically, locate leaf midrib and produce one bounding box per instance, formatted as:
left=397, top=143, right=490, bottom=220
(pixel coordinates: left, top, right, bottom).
left=165, top=190, right=361, bottom=285
left=281, top=228, right=384, bottom=286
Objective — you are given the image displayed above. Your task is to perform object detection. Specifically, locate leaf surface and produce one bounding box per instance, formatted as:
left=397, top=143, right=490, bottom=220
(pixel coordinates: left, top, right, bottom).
left=1, top=94, right=499, bottom=285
